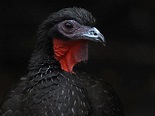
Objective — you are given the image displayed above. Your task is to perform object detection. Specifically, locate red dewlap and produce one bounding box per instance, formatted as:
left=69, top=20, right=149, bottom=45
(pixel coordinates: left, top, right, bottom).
left=53, top=38, right=88, bottom=73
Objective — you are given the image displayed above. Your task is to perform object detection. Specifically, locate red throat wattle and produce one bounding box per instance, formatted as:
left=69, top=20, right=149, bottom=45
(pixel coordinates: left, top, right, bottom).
left=53, top=38, right=88, bottom=73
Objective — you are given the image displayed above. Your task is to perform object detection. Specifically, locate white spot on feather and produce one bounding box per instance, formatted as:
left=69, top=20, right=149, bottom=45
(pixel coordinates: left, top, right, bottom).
left=71, top=108, right=75, bottom=114
left=61, top=90, right=64, bottom=95
left=58, top=106, right=60, bottom=110
left=38, top=68, right=42, bottom=73
left=72, top=91, right=75, bottom=96
left=74, top=100, right=76, bottom=106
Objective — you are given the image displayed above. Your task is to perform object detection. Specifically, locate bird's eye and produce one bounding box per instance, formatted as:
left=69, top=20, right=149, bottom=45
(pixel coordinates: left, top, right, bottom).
left=59, top=20, right=79, bottom=34
left=64, top=22, right=74, bottom=29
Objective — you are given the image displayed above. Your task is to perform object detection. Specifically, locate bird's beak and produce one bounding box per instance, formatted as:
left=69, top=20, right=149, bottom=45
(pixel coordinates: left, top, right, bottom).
left=82, top=27, right=105, bottom=46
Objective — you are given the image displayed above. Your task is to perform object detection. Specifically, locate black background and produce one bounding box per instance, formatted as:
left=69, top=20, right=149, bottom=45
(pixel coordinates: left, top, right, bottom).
left=0, top=0, right=155, bottom=115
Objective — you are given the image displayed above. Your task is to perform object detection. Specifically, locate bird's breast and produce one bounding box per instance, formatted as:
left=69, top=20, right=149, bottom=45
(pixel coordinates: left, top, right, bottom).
left=23, top=70, right=91, bottom=115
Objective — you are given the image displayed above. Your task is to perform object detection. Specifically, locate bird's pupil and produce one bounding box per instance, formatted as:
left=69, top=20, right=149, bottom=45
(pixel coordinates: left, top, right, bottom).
left=65, top=22, right=73, bottom=29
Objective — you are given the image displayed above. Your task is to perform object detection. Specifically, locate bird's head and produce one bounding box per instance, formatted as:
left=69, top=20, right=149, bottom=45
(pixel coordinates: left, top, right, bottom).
left=33, top=7, right=105, bottom=73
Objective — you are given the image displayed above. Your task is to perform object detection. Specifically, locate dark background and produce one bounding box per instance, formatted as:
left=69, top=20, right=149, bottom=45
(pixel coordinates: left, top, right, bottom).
left=0, top=0, right=155, bottom=115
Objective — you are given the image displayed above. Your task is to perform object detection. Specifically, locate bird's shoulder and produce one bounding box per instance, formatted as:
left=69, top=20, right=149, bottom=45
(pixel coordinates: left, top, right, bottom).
left=76, top=72, right=124, bottom=116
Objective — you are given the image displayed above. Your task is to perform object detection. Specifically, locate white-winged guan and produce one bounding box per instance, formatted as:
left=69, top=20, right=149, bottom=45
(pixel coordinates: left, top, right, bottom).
left=0, top=7, right=124, bottom=116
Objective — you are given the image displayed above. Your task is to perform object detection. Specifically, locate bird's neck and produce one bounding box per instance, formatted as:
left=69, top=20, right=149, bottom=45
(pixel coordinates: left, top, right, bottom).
left=29, top=36, right=88, bottom=74
left=53, top=38, right=88, bottom=73
left=28, top=31, right=61, bottom=71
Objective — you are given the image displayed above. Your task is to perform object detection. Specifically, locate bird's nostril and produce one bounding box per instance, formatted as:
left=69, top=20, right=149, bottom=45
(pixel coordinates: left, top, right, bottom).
left=94, top=32, right=97, bottom=35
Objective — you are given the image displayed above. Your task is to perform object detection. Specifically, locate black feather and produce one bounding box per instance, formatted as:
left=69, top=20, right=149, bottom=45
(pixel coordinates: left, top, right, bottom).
left=0, top=7, right=124, bottom=116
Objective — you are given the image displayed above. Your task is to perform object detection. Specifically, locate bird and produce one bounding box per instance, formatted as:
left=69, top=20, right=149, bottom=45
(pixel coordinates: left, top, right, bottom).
left=0, top=7, right=124, bottom=116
